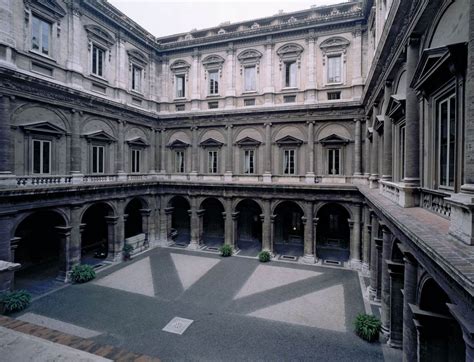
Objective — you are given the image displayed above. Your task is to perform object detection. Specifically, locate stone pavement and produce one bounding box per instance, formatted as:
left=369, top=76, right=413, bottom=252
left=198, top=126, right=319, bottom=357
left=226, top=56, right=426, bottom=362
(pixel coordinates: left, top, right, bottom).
left=10, top=247, right=401, bottom=361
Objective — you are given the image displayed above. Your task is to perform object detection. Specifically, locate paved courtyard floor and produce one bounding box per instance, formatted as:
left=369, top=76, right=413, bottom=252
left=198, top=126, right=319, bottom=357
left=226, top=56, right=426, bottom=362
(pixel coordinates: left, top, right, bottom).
left=11, top=247, right=401, bottom=361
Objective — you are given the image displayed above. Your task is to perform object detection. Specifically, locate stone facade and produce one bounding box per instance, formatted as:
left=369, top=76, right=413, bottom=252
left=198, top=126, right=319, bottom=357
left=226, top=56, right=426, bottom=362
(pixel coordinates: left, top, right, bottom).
left=0, top=0, right=473, bottom=360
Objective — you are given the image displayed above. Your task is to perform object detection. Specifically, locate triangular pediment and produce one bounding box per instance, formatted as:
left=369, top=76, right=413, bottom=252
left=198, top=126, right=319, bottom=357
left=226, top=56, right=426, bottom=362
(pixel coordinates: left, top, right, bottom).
left=387, top=94, right=406, bottom=120
left=275, top=135, right=303, bottom=146
left=20, top=121, right=66, bottom=136
left=235, top=136, right=262, bottom=147
left=84, top=25, right=115, bottom=48
left=374, top=115, right=385, bottom=132
left=167, top=139, right=190, bottom=148
left=126, top=137, right=149, bottom=147
left=170, top=59, right=191, bottom=72
left=319, top=37, right=350, bottom=53
left=237, top=49, right=262, bottom=65
left=28, top=0, right=66, bottom=19
left=202, top=54, right=225, bottom=68
left=319, top=133, right=350, bottom=145
left=200, top=138, right=224, bottom=148
left=84, top=130, right=116, bottom=143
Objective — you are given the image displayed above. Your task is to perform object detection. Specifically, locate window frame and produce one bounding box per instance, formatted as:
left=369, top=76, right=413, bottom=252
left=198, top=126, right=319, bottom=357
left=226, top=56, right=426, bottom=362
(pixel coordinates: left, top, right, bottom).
left=327, top=147, right=342, bottom=175
left=32, top=138, right=52, bottom=175
left=91, top=43, right=106, bottom=78
left=130, top=148, right=141, bottom=173
left=207, top=149, right=219, bottom=174
left=208, top=69, right=219, bottom=95
left=175, top=74, right=186, bottom=99
left=175, top=150, right=186, bottom=173
left=243, top=65, right=257, bottom=92
left=327, top=54, right=343, bottom=84
left=243, top=148, right=256, bottom=174
left=91, top=144, right=106, bottom=174
left=283, top=148, right=296, bottom=175
left=131, top=64, right=143, bottom=93
left=284, top=61, right=297, bottom=88
left=31, top=14, right=52, bottom=57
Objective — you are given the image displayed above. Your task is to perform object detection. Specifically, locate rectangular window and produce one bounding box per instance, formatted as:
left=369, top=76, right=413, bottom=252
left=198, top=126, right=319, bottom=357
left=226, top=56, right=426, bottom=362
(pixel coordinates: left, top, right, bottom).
left=208, top=101, right=218, bottom=109
left=92, top=145, right=105, bottom=174
left=132, top=65, right=142, bottom=92
left=92, top=45, right=105, bottom=77
left=399, top=125, right=406, bottom=181
left=328, top=91, right=341, bottom=100
left=131, top=149, right=140, bottom=173
left=209, top=70, right=219, bottom=95
left=284, top=61, right=297, bottom=87
left=283, top=95, right=296, bottom=103
left=244, top=150, right=255, bottom=174
left=283, top=149, right=296, bottom=175
left=438, top=94, right=456, bottom=188
left=244, top=98, right=255, bottom=106
left=31, top=15, right=51, bottom=56
left=328, top=149, right=341, bottom=175
left=208, top=151, right=218, bottom=174
left=175, top=104, right=185, bottom=112
left=176, top=75, right=185, bottom=98
left=32, top=139, right=51, bottom=174
left=327, top=55, right=342, bottom=83
left=244, top=66, right=256, bottom=91
left=175, top=151, right=185, bottom=173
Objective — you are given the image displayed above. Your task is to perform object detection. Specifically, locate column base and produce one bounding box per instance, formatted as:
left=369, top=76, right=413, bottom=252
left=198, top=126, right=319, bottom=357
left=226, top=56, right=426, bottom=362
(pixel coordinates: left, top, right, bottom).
left=56, top=270, right=70, bottom=283
left=380, top=326, right=390, bottom=342
left=117, top=171, right=127, bottom=182
left=301, top=254, right=318, bottom=264
left=397, top=183, right=420, bottom=208
left=189, top=171, right=198, bottom=181
left=187, top=242, right=203, bottom=250
left=368, top=286, right=379, bottom=302
left=387, top=337, right=403, bottom=349
left=369, top=175, right=379, bottom=189
left=305, top=173, right=315, bottom=184
left=361, top=262, right=370, bottom=276
left=263, top=173, right=272, bottom=183
left=351, top=174, right=369, bottom=185
left=70, top=173, right=84, bottom=184
left=0, top=173, right=16, bottom=187
left=445, top=192, right=474, bottom=245
left=224, top=171, right=233, bottom=182
left=348, top=259, right=362, bottom=270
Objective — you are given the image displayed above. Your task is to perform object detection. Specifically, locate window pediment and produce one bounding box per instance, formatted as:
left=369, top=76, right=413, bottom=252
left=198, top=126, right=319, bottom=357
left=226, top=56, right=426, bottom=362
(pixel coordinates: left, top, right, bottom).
left=387, top=94, right=406, bottom=120
left=374, top=115, right=385, bottom=132
left=319, top=37, right=350, bottom=54
left=83, top=130, right=116, bottom=143
left=319, top=134, right=350, bottom=145
left=237, top=49, right=262, bottom=66
left=277, top=43, right=304, bottom=60
left=170, top=59, right=191, bottom=73
left=202, top=54, right=225, bottom=70
left=126, top=137, right=149, bottom=147
left=25, top=0, right=66, bottom=20
left=200, top=138, right=224, bottom=148
left=20, top=121, right=66, bottom=137
left=235, top=137, right=261, bottom=147
left=84, top=24, right=115, bottom=48
left=167, top=139, right=190, bottom=148
left=275, top=135, right=303, bottom=146
left=127, top=49, right=148, bottom=66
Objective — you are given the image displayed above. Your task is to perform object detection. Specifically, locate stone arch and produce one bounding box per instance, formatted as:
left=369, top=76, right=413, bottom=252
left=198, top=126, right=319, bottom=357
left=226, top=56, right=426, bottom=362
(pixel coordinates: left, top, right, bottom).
left=315, top=202, right=351, bottom=262
left=80, top=202, right=115, bottom=261
left=273, top=125, right=306, bottom=142
left=427, top=0, right=469, bottom=49
left=124, top=126, right=149, bottom=143
left=81, top=117, right=117, bottom=138
left=201, top=197, right=225, bottom=247
left=168, top=196, right=191, bottom=244
left=235, top=199, right=262, bottom=254
left=167, top=130, right=191, bottom=145
left=392, top=68, right=407, bottom=98
left=273, top=200, right=305, bottom=257
left=199, top=128, right=226, bottom=144
left=12, top=103, right=70, bottom=132
left=314, top=201, right=353, bottom=220
left=13, top=209, right=67, bottom=287
left=271, top=199, right=305, bottom=216
left=124, top=197, right=148, bottom=239
left=233, top=127, right=264, bottom=143
left=316, top=123, right=351, bottom=141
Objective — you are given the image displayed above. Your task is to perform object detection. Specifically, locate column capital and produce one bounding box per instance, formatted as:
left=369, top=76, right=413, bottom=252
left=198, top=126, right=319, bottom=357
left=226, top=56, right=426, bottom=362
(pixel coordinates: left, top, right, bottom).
left=264, top=122, right=272, bottom=128
left=104, top=216, right=119, bottom=224
left=55, top=226, right=73, bottom=236
left=139, top=208, right=152, bottom=216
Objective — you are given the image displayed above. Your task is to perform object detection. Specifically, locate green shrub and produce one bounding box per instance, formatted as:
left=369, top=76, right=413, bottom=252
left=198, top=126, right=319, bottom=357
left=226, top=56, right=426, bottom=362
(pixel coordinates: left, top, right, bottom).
left=0, top=290, right=31, bottom=314
left=122, top=243, right=134, bottom=260
left=258, top=250, right=271, bottom=262
left=354, top=313, right=381, bottom=342
left=219, top=244, right=233, bottom=257
left=70, top=264, right=96, bottom=283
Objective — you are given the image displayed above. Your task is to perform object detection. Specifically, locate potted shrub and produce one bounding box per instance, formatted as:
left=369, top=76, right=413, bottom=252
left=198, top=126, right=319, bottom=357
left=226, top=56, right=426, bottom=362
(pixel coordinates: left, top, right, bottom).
left=354, top=313, right=381, bottom=342
left=0, top=290, right=31, bottom=314
left=219, top=244, right=233, bottom=257
left=70, top=264, right=96, bottom=283
left=122, top=244, right=134, bottom=261
left=258, top=250, right=271, bottom=263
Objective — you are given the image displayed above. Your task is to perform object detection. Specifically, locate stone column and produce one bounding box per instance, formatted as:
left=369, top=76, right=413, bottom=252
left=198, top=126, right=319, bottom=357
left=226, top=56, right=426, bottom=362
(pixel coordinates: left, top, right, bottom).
left=55, top=226, right=73, bottom=282
left=189, top=198, right=203, bottom=249
left=404, top=37, right=420, bottom=186
left=160, top=129, right=166, bottom=174
left=354, top=118, right=362, bottom=176
left=380, top=224, right=392, bottom=339
left=149, top=129, right=156, bottom=175
left=263, top=37, right=275, bottom=105
left=161, top=57, right=169, bottom=104
left=387, top=261, right=404, bottom=349
left=350, top=204, right=362, bottom=269
left=375, top=237, right=383, bottom=302
left=70, top=110, right=83, bottom=182
left=352, top=26, right=363, bottom=87
left=262, top=199, right=272, bottom=252
left=116, top=120, right=126, bottom=180
left=369, top=214, right=379, bottom=300
left=302, top=202, right=314, bottom=262
left=305, top=31, right=316, bottom=93
left=0, top=216, right=13, bottom=262
left=191, top=48, right=200, bottom=110
left=164, top=207, right=174, bottom=244
left=225, top=43, right=236, bottom=108
left=447, top=303, right=474, bottom=362
left=190, top=126, right=198, bottom=179
left=305, top=121, right=315, bottom=183
left=224, top=125, right=233, bottom=181
left=382, top=81, right=393, bottom=181
left=232, top=212, right=239, bottom=250
left=105, top=216, right=120, bottom=261
left=0, top=95, right=14, bottom=184
left=223, top=198, right=234, bottom=248
left=364, top=120, right=371, bottom=177
left=313, top=217, right=319, bottom=262
left=140, top=208, right=151, bottom=244
left=362, top=207, right=372, bottom=274
left=370, top=106, right=379, bottom=188
left=263, top=123, right=272, bottom=182
left=155, top=129, right=160, bottom=173
left=403, top=252, right=418, bottom=362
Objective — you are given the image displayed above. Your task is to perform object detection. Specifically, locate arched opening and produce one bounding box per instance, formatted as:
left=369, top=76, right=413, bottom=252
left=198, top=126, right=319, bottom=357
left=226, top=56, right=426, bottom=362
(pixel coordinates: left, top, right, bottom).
left=169, top=196, right=191, bottom=245
left=81, top=203, right=114, bottom=263
left=236, top=199, right=262, bottom=256
left=273, top=201, right=304, bottom=257
left=125, top=198, right=146, bottom=238
left=417, top=279, right=465, bottom=361
left=13, top=210, right=66, bottom=290
left=316, top=203, right=350, bottom=262
left=201, top=198, right=225, bottom=248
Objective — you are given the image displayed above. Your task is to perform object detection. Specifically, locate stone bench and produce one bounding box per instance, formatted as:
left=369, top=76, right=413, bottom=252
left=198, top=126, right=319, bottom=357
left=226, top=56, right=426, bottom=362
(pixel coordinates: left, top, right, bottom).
left=124, top=233, right=148, bottom=255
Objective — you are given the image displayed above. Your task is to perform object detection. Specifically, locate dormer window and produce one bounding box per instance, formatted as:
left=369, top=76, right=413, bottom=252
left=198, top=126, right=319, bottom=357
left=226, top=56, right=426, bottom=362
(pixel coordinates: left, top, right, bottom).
left=31, top=15, right=51, bottom=56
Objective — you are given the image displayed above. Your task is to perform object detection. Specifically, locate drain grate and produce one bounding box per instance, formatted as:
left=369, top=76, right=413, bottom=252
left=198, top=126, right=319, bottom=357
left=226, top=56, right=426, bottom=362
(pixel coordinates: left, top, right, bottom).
left=206, top=246, right=219, bottom=251
left=162, top=317, right=193, bottom=335
left=323, top=259, right=342, bottom=266
left=92, top=263, right=104, bottom=269
left=280, top=255, right=297, bottom=261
